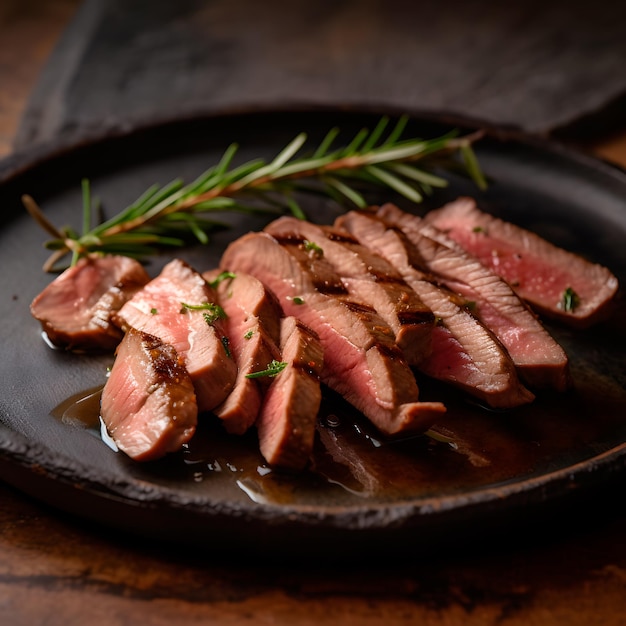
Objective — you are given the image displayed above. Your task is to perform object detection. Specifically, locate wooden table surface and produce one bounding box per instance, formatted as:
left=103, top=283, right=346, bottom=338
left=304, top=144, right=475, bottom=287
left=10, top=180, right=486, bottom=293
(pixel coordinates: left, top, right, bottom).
left=2, top=3, right=626, bottom=625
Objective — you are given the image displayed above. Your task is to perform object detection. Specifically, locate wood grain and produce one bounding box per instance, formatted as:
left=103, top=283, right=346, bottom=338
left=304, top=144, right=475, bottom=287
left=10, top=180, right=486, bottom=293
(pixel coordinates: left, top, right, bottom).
left=1, top=2, right=626, bottom=625
left=12, top=0, right=626, bottom=152
left=2, top=480, right=626, bottom=626
left=0, top=0, right=81, bottom=157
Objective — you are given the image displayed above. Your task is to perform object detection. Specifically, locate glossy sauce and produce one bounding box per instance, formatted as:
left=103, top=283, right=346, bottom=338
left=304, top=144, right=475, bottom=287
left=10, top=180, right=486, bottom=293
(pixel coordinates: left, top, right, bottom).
left=51, top=313, right=626, bottom=507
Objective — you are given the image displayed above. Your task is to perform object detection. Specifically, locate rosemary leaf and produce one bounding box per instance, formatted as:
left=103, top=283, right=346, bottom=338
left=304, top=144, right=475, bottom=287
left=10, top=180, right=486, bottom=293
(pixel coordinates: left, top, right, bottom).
left=323, top=175, right=368, bottom=208
left=235, top=134, right=308, bottom=187
left=460, top=143, right=488, bottom=190
left=360, top=116, right=390, bottom=152
left=285, top=196, right=307, bottom=220
left=382, top=115, right=409, bottom=146
left=271, top=154, right=337, bottom=178
left=365, top=142, right=432, bottom=165
left=214, top=143, right=239, bottom=177
left=387, top=162, right=449, bottom=188
left=342, top=127, right=370, bottom=156
left=313, top=126, right=340, bottom=158
left=363, top=164, right=423, bottom=203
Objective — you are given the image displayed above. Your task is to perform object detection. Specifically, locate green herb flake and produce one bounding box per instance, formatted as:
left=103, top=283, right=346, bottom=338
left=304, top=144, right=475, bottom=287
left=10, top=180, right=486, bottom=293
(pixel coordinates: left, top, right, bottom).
left=180, top=301, right=227, bottom=324
left=244, top=329, right=254, bottom=340
left=150, top=307, right=158, bottom=315
left=221, top=335, right=232, bottom=358
left=203, top=308, right=226, bottom=325
left=207, top=271, right=236, bottom=288
left=303, top=239, right=324, bottom=257
left=560, top=287, right=580, bottom=312
left=245, top=359, right=288, bottom=379
left=291, top=296, right=305, bottom=305
left=425, top=428, right=458, bottom=450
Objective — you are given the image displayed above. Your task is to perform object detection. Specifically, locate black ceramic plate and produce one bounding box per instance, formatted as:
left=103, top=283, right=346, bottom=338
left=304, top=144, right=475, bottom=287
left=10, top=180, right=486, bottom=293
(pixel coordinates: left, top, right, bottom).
left=1, top=109, right=625, bottom=559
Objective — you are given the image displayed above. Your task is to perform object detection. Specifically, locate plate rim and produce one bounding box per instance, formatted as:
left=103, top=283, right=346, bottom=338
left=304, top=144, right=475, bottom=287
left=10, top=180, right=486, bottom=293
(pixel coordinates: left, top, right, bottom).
left=1, top=105, right=625, bottom=553
left=4, top=102, right=626, bottom=186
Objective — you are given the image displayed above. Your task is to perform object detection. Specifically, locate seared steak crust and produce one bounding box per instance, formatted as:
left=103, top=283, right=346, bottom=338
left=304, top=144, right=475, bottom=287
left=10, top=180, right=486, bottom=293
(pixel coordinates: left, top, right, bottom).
left=423, top=197, right=619, bottom=328
left=376, top=203, right=571, bottom=392
left=203, top=269, right=282, bottom=435
left=336, top=210, right=535, bottom=409
left=264, top=217, right=434, bottom=366
left=100, top=328, right=197, bottom=461
left=204, top=268, right=283, bottom=346
left=256, top=316, right=324, bottom=470
left=221, top=231, right=445, bottom=435
left=30, top=254, right=150, bottom=352
left=114, top=259, right=237, bottom=412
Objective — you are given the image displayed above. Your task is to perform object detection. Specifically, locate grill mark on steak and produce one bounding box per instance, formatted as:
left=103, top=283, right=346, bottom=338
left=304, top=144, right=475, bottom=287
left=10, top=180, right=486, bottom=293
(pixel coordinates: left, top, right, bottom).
left=376, top=203, right=571, bottom=392
left=220, top=231, right=445, bottom=435
left=270, top=232, right=350, bottom=296
left=100, top=328, right=197, bottom=461
left=267, top=229, right=399, bottom=350
left=336, top=210, right=535, bottom=409
left=203, top=269, right=282, bottom=435
left=397, top=310, right=432, bottom=326
left=114, top=259, right=237, bottom=413
left=339, top=298, right=378, bottom=315
left=256, top=316, right=324, bottom=470
left=423, top=197, right=619, bottom=329
left=264, top=216, right=434, bottom=366
left=30, top=254, right=151, bottom=353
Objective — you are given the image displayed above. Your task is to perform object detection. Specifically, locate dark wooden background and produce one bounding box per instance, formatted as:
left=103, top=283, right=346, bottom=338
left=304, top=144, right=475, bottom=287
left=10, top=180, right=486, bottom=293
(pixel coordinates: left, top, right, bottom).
left=13, top=0, right=626, bottom=156
left=1, top=1, right=626, bottom=625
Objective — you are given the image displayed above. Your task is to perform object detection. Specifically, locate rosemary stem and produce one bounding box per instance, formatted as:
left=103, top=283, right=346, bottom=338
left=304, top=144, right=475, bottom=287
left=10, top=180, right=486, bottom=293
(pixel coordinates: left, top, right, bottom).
left=26, top=116, right=487, bottom=271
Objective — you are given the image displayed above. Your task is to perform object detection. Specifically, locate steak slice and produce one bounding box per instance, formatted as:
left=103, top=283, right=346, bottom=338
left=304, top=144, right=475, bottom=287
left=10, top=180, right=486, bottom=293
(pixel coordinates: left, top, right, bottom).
left=30, top=254, right=150, bottom=352
left=204, top=268, right=283, bottom=345
left=336, top=210, right=535, bottom=409
left=114, top=259, right=237, bottom=412
left=221, top=231, right=445, bottom=436
left=377, top=203, right=570, bottom=391
left=203, top=269, right=282, bottom=435
left=264, top=216, right=434, bottom=366
left=100, top=328, right=197, bottom=461
left=256, top=315, right=324, bottom=470
left=423, top=197, right=619, bottom=328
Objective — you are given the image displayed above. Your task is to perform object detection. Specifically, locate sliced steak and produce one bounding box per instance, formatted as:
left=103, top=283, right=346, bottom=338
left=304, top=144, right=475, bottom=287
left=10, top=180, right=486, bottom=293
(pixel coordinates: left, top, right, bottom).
left=423, top=197, right=619, bottom=328
left=376, top=203, right=570, bottom=391
left=30, top=254, right=150, bottom=352
left=204, top=268, right=283, bottom=345
left=336, top=210, right=535, bottom=409
left=256, top=315, right=324, bottom=470
left=114, top=259, right=237, bottom=412
left=264, top=216, right=434, bottom=366
left=203, top=269, right=282, bottom=435
left=221, top=231, right=446, bottom=436
left=100, top=328, right=197, bottom=461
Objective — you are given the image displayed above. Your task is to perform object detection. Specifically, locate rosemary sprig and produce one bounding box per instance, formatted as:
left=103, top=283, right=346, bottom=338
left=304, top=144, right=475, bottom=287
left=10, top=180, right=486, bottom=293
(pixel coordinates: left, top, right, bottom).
left=23, top=115, right=487, bottom=272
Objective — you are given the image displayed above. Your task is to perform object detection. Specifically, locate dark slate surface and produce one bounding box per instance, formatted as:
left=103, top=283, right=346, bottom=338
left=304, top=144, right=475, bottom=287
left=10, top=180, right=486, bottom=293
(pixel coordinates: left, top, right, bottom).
left=14, top=0, right=626, bottom=153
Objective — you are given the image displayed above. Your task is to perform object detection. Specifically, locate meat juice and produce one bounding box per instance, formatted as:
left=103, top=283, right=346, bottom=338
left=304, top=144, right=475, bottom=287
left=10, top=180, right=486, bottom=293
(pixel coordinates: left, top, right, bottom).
left=50, top=318, right=626, bottom=507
